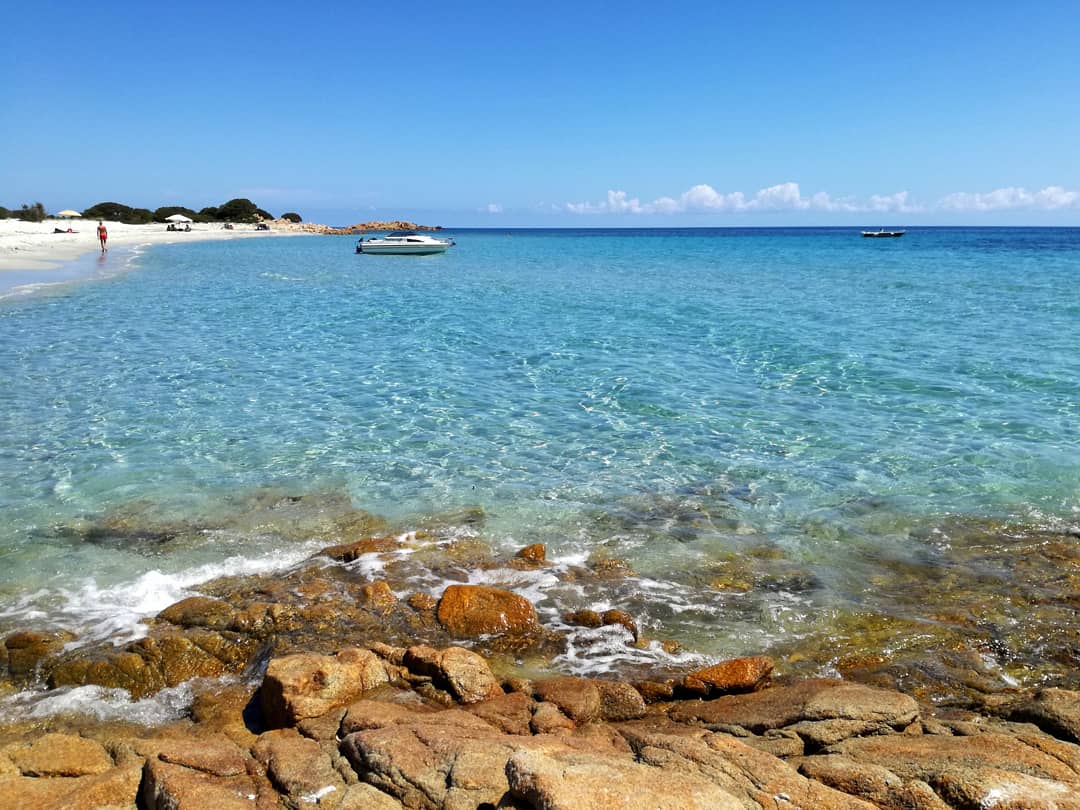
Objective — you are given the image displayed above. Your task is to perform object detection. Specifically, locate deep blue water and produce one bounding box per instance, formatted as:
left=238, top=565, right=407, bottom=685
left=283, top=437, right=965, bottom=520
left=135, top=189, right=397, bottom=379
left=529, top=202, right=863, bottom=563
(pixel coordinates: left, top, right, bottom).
left=1, top=227, right=1079, bottom=672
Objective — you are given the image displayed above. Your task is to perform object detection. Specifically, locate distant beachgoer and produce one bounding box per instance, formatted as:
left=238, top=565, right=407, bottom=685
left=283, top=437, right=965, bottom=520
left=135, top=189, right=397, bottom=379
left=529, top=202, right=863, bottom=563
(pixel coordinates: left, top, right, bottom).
left=97, top=221, right=108, bottom=252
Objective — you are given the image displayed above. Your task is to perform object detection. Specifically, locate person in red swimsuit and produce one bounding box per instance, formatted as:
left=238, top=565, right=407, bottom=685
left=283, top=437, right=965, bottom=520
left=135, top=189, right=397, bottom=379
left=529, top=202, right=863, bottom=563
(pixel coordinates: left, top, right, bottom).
left=97, top=221, right=108, bottom=253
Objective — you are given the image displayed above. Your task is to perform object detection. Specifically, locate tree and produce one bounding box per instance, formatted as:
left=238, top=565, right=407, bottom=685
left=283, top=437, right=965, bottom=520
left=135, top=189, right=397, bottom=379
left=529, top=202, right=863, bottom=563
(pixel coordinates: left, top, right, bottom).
left=82, top=202, right=154, bottom=224
left=281, top=212, right=302, bottom=223
left=0, top=207, right=11, bottom=219
left=14, top=202, right=46, bottom=222
left=217, top=198, right=261, bottom=223
left=154, top=206, right=199, bottom=223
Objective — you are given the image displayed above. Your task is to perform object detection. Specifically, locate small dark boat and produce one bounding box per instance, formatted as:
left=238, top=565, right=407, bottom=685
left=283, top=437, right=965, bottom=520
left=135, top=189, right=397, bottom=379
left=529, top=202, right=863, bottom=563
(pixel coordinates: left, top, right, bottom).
left=861, top=229, right=905, bottom=238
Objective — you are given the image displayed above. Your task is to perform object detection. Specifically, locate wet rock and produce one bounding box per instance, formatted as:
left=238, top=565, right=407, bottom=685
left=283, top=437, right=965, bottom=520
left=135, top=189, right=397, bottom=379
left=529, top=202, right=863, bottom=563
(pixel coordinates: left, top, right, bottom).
left=261, top=648, right=390, bottom=727
left=588, top=557, right=635, bottom=578
left=158, top=596, right=237, bottom=630
left=533, top=676, right=601, bottom=723
left=229, top=601, right=285, bottom=635
left=402, top=645, right=503, bottom=704
left=1001, top=687, right=1080, bottom=744
left=514, top=542, right=548, bottom=565
left=3, top=630, right=77, bottom=682
left=357, top=581, right=398, bottom=611
left=681, top=656, right=773, bottom=696
left=320, top=536, right=399, bottom=562
left=669, top=678, right=919, bottom=740
left=564, top=609, right=603, bottom=628
left=47, top=629, right=259, bottom=699
left=601, top=608, right=638, bottom=640
left=435, top=584, right=538, bottom=637
left=252, top=728, right=346, bottom=804
left=636, top=679, right=676, bottom=703
left=505, top=747, right=744, bottom=810
left=4, top=732, right=113, bottom=777
left=406, top=591, right=437, bottom=612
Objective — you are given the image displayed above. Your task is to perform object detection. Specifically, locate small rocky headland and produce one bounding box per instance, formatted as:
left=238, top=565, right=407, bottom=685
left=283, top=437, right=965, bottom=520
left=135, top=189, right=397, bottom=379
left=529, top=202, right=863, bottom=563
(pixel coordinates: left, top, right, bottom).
left=3, top=492, right=1080, bottom=808
left=273, top=220, right=444, bottom=236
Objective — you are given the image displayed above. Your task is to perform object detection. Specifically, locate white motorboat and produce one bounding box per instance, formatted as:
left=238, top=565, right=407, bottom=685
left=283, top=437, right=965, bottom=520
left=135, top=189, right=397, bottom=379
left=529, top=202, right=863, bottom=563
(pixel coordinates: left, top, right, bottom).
left=356, top=231, right=455, bottom=255
left=861, top=229, right=906, bottom=238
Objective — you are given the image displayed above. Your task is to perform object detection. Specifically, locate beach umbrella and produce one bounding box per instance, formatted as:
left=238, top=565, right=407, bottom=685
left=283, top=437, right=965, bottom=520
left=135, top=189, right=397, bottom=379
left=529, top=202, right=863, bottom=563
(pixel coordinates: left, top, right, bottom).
left=165, top=214, right=193, bottom=223
left=56, top=210, right=82, bottom=218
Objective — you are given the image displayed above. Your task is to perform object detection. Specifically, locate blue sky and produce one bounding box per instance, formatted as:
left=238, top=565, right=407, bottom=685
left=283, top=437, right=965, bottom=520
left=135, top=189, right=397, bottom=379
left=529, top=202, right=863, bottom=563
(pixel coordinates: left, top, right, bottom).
left=3, top=1, right=1078, bottom=226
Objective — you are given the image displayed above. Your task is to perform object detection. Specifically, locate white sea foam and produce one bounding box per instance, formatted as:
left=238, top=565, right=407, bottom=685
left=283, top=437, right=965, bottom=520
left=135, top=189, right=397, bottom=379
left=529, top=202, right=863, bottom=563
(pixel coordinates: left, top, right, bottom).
left=0, top=680, right=202, bottom=725
left=3, top=541, right=326, bottom=649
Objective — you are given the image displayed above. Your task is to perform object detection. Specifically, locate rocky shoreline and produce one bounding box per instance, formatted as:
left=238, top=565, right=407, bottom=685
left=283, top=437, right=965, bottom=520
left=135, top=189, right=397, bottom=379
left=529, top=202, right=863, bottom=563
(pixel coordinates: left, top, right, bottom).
left=269, top=220, right=443, bottom=236
left=3, top=494, right=1080, bottom=807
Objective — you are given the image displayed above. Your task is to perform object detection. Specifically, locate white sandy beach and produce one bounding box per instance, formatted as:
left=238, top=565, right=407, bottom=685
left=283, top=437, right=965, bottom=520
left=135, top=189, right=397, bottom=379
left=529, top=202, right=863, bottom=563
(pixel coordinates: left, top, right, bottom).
left=0, top=218, right=309, bottom=274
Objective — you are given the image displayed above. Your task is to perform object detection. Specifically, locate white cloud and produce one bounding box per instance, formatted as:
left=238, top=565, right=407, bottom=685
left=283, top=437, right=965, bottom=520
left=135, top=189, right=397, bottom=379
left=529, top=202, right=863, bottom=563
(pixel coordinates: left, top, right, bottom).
left=868, top=191, right=921, bottom=213
left=565, top=182, right=1080, bottom=217
left=565, top=182, right=914, bottom=215
left=484, top=203, right=503, bottom=214
left=938, top=185, right=1080, bottom=211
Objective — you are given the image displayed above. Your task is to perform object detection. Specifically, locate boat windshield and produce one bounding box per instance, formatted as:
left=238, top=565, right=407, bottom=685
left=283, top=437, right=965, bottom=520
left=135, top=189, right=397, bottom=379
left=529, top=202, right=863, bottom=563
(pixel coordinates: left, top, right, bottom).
left=387, top=231, right=419, bottom=237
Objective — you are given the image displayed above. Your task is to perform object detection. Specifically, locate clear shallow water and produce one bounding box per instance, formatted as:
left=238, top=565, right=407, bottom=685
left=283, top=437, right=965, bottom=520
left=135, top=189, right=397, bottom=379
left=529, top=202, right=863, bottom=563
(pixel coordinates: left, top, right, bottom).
left=1, top=228, right=1079, bottom=669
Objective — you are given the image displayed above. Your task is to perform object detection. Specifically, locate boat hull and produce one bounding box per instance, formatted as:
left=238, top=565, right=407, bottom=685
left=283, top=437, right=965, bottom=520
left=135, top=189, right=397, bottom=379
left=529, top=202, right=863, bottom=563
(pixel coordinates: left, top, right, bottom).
left=861, top=231, right=905, bottom=238
left=358, top=244, right=451, bottom=255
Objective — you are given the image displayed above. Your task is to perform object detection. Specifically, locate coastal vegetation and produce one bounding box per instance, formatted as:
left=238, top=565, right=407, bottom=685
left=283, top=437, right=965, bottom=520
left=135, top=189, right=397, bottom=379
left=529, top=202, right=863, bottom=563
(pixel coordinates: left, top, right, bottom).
left=281, top=211, right=302, bottom=223
left=0, top=199, right=288, bottom=224
left=82, top=198, right=277, bottom=225
left=0, top=202, right=47, bottom=222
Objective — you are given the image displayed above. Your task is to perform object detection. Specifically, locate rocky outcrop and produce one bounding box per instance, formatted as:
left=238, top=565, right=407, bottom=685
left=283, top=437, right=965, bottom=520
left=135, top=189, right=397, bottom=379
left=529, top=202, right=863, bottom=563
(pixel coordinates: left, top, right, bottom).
left=0, top=734, right=143, bottom=809
left=505, top=747, right=745, bottom=810
left=669, top=677, right=920, bottom=744
left=261, top=648, right=390, bottom=727
left=276, top=219, right=444, bottom=235
left=45, top=628, right=260, bottom=699
left=401, top=644, right=503, bottom=704
left=8, top=513, right=1080, bottom=808
left=4, top=643, right=1080, bottom=809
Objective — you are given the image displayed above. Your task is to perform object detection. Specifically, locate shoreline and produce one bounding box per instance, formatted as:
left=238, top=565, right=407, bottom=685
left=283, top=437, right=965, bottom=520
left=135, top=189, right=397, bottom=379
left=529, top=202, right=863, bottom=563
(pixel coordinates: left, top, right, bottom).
left=3, top=521, right=1080, bottom=807
left=0, top=218, right=316, bottom=294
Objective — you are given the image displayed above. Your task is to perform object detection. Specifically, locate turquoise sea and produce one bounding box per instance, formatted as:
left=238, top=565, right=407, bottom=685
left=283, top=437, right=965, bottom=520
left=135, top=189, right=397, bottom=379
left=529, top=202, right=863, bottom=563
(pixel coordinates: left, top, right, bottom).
left=2, top=227, right=1079, bottom=702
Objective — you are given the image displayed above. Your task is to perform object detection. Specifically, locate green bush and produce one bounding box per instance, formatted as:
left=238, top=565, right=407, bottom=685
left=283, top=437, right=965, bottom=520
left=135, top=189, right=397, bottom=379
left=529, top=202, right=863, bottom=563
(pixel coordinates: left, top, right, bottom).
left=217, top=198, right=262, bottom=223
left=281, top=212, right=302, bottom=223
left=12, top=202, right=47, bottom=222
left=83, top=202, right=153, bottom=224
left=0, top=207, right=11, bottom=219
left=153, top=206, right=199, bottom=223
